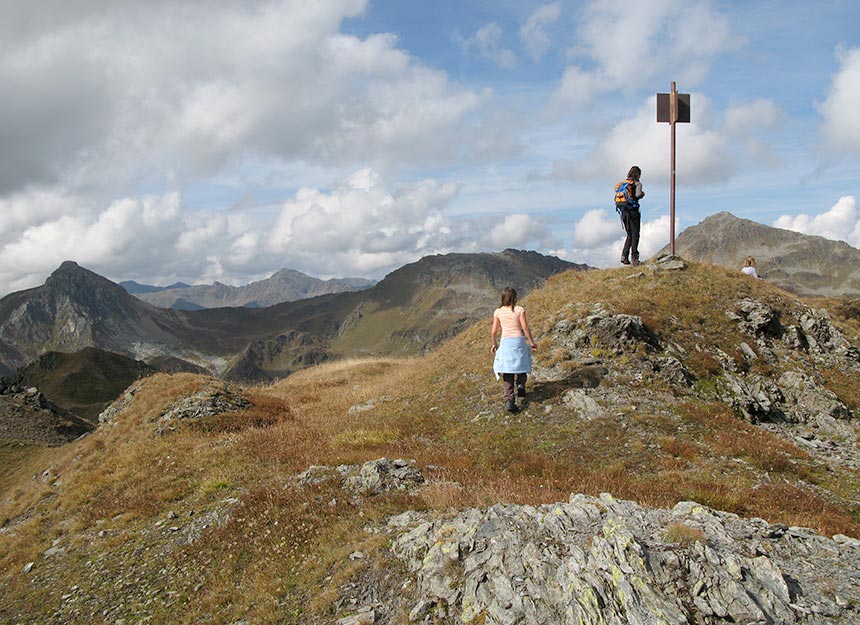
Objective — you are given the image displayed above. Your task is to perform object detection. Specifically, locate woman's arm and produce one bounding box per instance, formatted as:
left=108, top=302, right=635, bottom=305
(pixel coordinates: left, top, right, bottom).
left=520, top=311, right=538, bottom=350
left=490, top=315, right=500, bottom=353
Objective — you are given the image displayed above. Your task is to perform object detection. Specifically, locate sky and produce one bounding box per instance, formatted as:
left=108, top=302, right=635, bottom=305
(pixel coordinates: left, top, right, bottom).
left=1, top=0, right=860, bottom=296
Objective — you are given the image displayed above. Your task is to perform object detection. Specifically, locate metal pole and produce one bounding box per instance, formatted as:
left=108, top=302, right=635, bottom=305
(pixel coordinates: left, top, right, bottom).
left=670, top=81, right=677, bottom=256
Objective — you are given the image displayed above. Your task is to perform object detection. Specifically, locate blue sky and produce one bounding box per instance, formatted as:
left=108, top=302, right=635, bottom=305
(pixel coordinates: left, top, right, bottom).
left=1, top=0, right=859, bottom=295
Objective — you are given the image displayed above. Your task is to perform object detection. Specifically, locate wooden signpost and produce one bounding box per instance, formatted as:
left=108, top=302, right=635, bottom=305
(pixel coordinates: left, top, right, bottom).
left=656, top=82, right=690, bottom=256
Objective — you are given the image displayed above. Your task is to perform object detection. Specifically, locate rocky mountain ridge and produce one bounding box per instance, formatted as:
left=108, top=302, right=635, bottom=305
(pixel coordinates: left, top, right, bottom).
left=1, top=347, right=166, bottom=420
left=665, top=211, right=860, bottom=296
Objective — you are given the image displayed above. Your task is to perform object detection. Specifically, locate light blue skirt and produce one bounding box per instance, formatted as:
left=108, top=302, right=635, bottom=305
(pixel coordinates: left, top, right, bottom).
left=493, top=336, right=532, bottom=379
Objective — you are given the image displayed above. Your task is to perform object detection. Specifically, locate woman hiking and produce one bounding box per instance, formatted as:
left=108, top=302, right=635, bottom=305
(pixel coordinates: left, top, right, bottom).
left=490, top=287, right=538, bottom=413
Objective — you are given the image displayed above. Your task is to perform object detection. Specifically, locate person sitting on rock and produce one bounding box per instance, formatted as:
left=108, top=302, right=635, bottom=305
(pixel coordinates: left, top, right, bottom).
left=741, top=256, right=762, bottom=279
left=490, top=287, right=538, bottom=413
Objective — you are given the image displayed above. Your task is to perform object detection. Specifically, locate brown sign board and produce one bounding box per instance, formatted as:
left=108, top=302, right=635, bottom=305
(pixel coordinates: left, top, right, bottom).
left=656, top=92, right=691, bottom=123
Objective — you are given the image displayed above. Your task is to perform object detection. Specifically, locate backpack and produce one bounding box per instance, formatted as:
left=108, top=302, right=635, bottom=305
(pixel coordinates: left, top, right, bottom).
left=614, top=179, right=639, bottom=213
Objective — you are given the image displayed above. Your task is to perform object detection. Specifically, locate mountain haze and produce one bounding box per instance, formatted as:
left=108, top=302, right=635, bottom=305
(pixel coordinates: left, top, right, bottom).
left=119, top=280, right=191, bottom=294
left=126, top=268, right=375, bottom=309
left=666, top=212, right=860, bottom=296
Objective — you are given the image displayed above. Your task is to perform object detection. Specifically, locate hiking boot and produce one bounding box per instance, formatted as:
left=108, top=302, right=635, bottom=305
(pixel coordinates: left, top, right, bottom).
left=631, top=257, right=640, bottom=266
left=517, top=385, right=526, bottom=398
left=505, top=400, right=519, bottom=413
left=620, top=257, right=631, bottom=265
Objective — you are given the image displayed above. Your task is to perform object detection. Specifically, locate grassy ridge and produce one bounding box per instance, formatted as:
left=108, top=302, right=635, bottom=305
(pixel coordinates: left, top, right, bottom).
left=1, top=262, right=859, bottom=624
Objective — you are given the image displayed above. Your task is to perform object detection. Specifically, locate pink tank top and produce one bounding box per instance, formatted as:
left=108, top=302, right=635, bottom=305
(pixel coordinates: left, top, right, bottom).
left=495, top=306, right=525, bottom=338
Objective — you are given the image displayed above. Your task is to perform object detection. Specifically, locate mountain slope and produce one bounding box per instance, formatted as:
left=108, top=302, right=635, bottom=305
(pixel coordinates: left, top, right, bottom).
left=665, top=211, right=860, bottom=296
left=1, top=260, right=859, bottom=623
left=223, top=249, right=586, bottom=379
left=0, top=262, right=226, bottom=374
left=129, top=268, right=375, bottom=309
left=2, top=347, right=159, bottom=420
left=0, top=385, right=93, bottom=446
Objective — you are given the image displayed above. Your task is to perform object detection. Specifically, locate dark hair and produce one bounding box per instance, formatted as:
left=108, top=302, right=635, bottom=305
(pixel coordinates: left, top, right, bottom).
left=627, top=165, right=641, bottom=180
left=500, top=287, right=517, bottom=310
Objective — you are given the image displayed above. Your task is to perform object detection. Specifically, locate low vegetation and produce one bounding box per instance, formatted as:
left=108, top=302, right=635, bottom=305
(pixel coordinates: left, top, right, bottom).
left=2, top=262, right=859, bottom=624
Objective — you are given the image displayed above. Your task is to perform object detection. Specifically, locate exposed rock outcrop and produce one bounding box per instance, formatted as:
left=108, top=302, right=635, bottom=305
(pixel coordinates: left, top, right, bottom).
left=155, top=383, right=251, bottom=435
left=383, top=494, right=860, bottom=625
left=716, top=298, right=858, bottom=465
left=294, top=458, right=425, bottom=496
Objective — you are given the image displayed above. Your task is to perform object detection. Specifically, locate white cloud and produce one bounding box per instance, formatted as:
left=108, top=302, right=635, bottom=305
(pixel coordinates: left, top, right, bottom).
left=488, top=214, right=550, bottom=249
left=552, top=95, right=735, bottom=185
left=550, top=65, right=604, bottom=112
left=572, top=208, right=619, bottom=247
left=0, top=191, right=190, bottom=293
left=0, top=1, right=495, bottom=196
left=818, top=46, right=860, bottom=152
left=465, top=22, right=517, bottom=69
left=723, top=98, right=785, bottom=136
left=551, top=0, right=738, bottom=110
left=567, top=209, right=673, bottom=267
left=520, top=2, right=562, bottom=61
left=774, top=196, right=860, bottom=246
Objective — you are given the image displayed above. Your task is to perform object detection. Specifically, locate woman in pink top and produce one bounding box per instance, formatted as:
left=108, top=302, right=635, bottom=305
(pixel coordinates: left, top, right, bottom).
left=490, top=287, right=538, bottom=413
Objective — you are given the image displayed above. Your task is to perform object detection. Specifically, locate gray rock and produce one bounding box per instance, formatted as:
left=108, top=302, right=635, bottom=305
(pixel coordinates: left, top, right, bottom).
left=716, top=373, right=783, bottom=423
left=740, top=341, right=758, bottom=360
left=344, top=458, right=424, bottom=496
left=728, top=298, right=781, bottom=337
left=155, top=383, right=251, bottom=434
left=652, top=356, right=695, bottom=387
left=389, top=494, right=860, bottom=625
left=292, top=458, right=425, bottom=497
left=777, top=371, right=852, bottom=423
left=653, top=255, right=688, bottom=270
left=799, top=308, right=851, bottom=357
left=336, top=608, right=375, bottom=625
left=560, top=389, right=603, bottom=420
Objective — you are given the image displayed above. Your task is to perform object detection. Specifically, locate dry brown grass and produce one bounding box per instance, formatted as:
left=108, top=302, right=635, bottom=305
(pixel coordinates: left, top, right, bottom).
left=3, top=263, right=860, bottom=623
left=663, top=522, right=707, bottom=545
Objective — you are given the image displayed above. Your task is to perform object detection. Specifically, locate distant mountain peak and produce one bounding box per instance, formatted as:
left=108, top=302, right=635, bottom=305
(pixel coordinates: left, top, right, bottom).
left=45, top=260, right=128, bottom=297
left=666, top=212, right=860, bottom=296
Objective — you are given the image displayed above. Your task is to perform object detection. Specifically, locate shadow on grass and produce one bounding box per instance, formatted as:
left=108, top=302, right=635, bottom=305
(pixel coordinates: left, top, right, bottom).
left=529, top=365, right=608, bottom=404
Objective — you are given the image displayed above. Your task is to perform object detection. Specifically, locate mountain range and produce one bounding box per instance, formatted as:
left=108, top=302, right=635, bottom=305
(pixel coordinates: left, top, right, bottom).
left=664, top=211, right=860, bottom=296
left=121, top=268, right=375, bottom=310
left=0, top=250, right=584, bottom=381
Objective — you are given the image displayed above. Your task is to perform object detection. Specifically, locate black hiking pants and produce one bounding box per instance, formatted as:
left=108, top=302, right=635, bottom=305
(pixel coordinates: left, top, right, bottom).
left=621, top=208, right=641, bottom=261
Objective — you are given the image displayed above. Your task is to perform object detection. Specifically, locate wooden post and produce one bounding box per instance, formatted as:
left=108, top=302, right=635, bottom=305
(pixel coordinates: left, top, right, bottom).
left=657, top=83, right=688, bottom=258
left=670, top=81, right=677, bottom=256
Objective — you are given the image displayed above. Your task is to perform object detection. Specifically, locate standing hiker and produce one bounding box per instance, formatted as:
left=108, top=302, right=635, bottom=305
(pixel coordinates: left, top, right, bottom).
left=490, top=287, right=538, bottom=413
left=615, top=165, right=645, bottom=266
